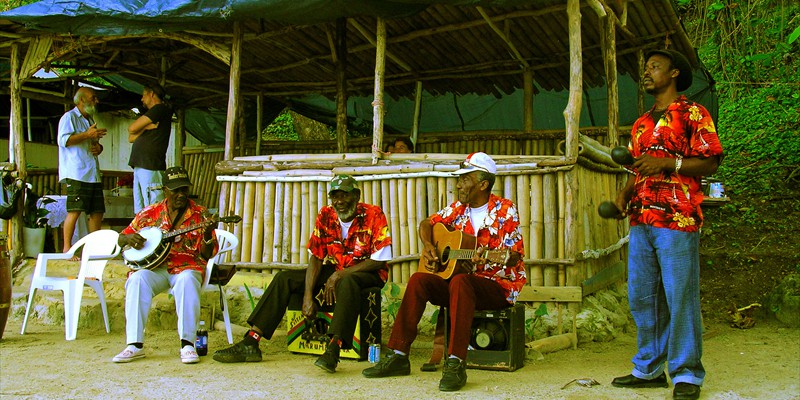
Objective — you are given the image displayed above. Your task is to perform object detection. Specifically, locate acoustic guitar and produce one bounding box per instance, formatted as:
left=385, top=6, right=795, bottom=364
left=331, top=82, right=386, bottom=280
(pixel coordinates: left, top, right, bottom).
left=417, top=223, right=510, bottom=279
left=123, top=215, right=241, bottom=271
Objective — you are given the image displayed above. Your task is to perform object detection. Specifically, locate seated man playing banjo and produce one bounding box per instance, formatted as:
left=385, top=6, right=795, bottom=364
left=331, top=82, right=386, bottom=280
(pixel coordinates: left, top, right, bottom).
left=213, top=174, right=392, bottom=374
left=362, top=152, right=527, bottom=392
left=113, top=166, right=219, bottom=364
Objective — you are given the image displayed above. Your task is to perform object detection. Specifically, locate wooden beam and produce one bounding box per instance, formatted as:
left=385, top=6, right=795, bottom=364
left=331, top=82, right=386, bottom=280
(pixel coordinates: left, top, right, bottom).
left=582, top=261, right=626, bottom=296
left=476, top=7, right=530, bottom=69
left=255, top=93, right=263, bottom=156
left=224, top=22, right=242, bottom=161
left=9, top=43, right=25, bottom=265
left=517, top=285, right=582, bottom=303
left=411, top=81, right=423, bottom=146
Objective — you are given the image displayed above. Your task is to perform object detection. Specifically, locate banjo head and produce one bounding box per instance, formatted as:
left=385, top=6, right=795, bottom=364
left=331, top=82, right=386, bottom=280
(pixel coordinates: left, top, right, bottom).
left=123, top=227, right=164, bottom=266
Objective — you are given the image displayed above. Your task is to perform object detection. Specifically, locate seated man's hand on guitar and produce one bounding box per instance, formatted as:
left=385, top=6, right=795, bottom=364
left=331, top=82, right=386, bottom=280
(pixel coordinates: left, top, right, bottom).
left=120, top=233, right=146, bottom=250
left=471, top=246, right=489, bottom=265
left=421, top=242, right=440, bottom=272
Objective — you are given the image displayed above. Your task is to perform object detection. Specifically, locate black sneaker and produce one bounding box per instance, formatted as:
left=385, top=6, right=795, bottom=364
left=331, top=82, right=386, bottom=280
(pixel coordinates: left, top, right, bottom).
left=438, top=357, right=467, bottom=391
left=212, top=340, right=262, bottom=363
left=314, top=342, right=340, bottom=373
left=362, top=352, right=411, bottom=378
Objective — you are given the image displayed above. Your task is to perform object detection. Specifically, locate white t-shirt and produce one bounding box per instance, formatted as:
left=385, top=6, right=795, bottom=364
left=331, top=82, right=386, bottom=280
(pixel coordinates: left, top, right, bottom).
left=340, top=218, right=392, bottom=261
left=469, top=202, right=489, bottom=234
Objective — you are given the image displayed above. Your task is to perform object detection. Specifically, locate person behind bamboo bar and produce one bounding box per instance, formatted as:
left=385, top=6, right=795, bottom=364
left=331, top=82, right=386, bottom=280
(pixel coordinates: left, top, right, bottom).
left=112, top=166, right=218, bottom=365
left=363, top=152, right=527, bottom=392
left=57, top=86, right=107, bottom=253
left=609, top=49, right=723, bottom=400
left=392, top=137, right=414, bottom=153
left=213, top=174, right=392, bottom=373
left=127, top=83, right=173, bottom=213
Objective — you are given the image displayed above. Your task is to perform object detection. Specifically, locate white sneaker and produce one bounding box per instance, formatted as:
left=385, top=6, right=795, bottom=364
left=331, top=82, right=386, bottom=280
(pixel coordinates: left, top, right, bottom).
left=112, top=345, right=145, bottom=363
left=180, top=345, right=200, bottom=364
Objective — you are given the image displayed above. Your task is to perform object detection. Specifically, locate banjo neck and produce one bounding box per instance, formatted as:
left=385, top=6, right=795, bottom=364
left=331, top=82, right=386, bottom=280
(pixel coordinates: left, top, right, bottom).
left=161, top=215, right=241, bottom=242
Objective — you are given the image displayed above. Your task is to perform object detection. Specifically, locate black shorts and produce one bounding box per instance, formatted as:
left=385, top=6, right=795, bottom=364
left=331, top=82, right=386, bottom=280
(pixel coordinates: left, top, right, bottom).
left=65, top=179, right=106, bottom=214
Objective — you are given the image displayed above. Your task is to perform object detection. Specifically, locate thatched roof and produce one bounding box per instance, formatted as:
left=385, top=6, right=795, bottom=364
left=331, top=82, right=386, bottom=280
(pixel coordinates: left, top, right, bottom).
left=1, top=0, right=700, bottom=113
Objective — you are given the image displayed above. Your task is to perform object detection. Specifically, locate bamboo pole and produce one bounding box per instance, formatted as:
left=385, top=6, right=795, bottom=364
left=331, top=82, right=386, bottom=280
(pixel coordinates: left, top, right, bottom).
left=388, top=178, right=401, bottom=283
left=282, top=182, right=294, bottom=263
left=252, top=181, right=265, bottom=263
left=290, top=182, right=301, bottom=264
left=272, top=182, right=285, bottom=263
left=516, top=174, right=531, bottom=265
left=371, top=17, right=387, bottom=165
left=240, top=182, right=255, bottom=263
left=256, top=93, right=263, bottom=155
left=604, top=10, right=620, bottom=147
left=300, top=181, right=310, bottom=265
left=398, top=178, right=410, bottom=282
left=543, top=174, right=558, bottom=289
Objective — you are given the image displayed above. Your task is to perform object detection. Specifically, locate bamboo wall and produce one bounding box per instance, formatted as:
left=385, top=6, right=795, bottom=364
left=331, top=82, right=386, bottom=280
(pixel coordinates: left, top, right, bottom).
left=183, top=147, right=224, bottom=209
left=25, top=169, right=133, bottom=196
left=216, top=157, right=628, bottom=293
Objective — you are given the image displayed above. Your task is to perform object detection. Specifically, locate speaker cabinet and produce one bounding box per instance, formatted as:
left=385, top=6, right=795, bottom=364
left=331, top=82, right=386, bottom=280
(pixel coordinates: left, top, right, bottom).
left=285, top=287, right=381, bottom=360
left=445, top=303, right=525, bottom=371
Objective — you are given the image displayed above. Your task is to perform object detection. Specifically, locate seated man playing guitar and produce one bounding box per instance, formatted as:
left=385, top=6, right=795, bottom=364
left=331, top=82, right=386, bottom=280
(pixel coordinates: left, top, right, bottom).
left=213, top=174, right=392, bottom=374
left=112, top=166, right=218, bottom=365
left=363, top=152, right=527, bottom=392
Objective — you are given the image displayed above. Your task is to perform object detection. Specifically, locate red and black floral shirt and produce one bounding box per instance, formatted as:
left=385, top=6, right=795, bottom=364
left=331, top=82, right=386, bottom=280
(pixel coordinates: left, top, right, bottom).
left=430, top=193, right=527, bottom=303
left=307, top=203, right=392, bottom=282
left=122, top=199, right=216, bottom=276
left=627, top=95, right=724, bottom=232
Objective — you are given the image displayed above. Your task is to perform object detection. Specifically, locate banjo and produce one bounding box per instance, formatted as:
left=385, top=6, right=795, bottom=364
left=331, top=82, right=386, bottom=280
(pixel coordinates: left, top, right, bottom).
left=123, top=215, right=241, bottom=270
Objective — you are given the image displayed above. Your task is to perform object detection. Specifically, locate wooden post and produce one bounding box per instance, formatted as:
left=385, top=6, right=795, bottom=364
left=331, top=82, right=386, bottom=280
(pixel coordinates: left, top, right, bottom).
left=562, top=0, right=582, bottom=288
left=637, top=49, right=645, bottom=116
left=175, top=108, right=185, bottom=166
left=603, top=9, right=620, bottom=147
left=411, top=80, right=423, bottom=147
left=335, top=18, right=348, bottom=153
left=256, top=93, right=263, bottom=156
left=371, top=17, right=387, bottom=165
left=563, top=0, right=583, bottom=161
left=523, top=69, right=534, bottom=132
left=9, top=42, right=26, bottom=264
left=220, top=21, right=243, bottom=219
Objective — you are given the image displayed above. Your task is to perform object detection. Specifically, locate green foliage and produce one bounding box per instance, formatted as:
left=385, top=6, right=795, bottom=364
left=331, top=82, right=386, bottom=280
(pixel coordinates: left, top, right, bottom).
left=243, top=282, right=256, bottom=311
left=524, top=303, right=549, bottom=341
left=681, top=0, right=800, bottom=196
left=381, top=281, right=402, bottom=324
left=2, top=0, right=37, bottom=12
left=263, top=109, right=299, bottom=141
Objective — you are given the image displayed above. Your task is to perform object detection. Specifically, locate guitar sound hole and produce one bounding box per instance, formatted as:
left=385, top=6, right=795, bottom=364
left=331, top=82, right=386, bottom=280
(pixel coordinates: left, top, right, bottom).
left=440, top=247, right=450, bottom=264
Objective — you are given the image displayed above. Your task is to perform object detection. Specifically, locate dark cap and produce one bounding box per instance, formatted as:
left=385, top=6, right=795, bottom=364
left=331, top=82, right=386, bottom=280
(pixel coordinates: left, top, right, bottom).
left=329, top=174, right=359, bottom=194
left=164, top=166, right=192, bottom=190
left=646, top=49, right=693, bottom=92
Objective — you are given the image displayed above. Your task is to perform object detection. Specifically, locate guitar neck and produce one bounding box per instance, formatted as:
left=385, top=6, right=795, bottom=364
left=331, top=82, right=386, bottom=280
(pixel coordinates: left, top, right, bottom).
left=447, top=248, right=507, bottom=263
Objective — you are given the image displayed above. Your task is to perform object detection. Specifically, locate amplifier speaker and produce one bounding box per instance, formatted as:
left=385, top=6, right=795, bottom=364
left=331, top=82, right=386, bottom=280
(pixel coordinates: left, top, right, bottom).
left=285, top=286, right=381, bottom=360
left=444, top=303, right=525, bottom=371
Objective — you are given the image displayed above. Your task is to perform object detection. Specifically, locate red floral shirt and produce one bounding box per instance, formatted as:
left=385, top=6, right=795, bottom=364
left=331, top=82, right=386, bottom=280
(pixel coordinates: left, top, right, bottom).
left=429, top=194, right=527, bottom=303
left=307, top=203, right=392, bottom=282
left=627, top=95, right=724, bottom=232
left=122, top=199, right=215, bottom=276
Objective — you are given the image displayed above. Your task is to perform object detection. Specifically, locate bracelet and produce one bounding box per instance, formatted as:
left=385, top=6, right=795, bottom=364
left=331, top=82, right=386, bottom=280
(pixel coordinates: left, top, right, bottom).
left=675, top=156, right=683, bottom=175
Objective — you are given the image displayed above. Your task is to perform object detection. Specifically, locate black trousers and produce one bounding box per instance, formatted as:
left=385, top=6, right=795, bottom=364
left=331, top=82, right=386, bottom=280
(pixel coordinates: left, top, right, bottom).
left=247, top=265, right=383, bottom=349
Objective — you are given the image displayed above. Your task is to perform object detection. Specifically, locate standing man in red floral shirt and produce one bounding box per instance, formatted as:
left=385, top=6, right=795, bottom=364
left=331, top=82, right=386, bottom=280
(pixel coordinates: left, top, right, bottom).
left=363, top=152, right=526, bottom=392
left=214, top=174, right=392, bottom=374
left=610, top=49, right=723, bottom=400
left=112, top=166, right=218, bottom=365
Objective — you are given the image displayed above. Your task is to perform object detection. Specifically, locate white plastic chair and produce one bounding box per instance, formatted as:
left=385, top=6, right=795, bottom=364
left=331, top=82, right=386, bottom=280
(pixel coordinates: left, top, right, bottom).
left=201, top=229, right=238, bottom=344
left=21, top=229, right=121, bottom=340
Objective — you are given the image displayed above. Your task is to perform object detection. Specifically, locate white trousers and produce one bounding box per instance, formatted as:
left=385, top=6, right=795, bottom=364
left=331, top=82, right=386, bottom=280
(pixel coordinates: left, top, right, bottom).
left=124, top=268, right=202, bottom=344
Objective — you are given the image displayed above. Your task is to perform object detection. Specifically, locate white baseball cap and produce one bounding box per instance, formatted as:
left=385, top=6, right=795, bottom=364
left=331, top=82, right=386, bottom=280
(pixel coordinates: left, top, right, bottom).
left=453, top=152, right=497, bottom=175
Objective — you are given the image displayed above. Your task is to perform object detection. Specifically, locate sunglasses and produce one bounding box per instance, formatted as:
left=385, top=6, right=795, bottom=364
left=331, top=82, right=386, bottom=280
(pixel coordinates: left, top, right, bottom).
left=460, top=160, right=490, bottom=173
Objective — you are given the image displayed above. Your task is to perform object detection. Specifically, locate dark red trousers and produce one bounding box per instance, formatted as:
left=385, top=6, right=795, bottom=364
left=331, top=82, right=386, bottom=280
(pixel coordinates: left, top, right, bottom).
left=387, top=272, right=509, bottom=360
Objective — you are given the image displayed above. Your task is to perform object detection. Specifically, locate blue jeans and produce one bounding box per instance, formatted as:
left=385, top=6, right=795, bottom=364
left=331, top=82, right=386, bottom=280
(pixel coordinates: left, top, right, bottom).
left=628, top=225, right=705, bottom=386
left=133, top=167, right=165, bottom=213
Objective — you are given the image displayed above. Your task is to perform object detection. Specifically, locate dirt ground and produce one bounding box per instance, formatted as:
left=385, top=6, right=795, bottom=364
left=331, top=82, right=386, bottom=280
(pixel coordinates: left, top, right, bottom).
left=1, top=193, right=798, bottom=400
